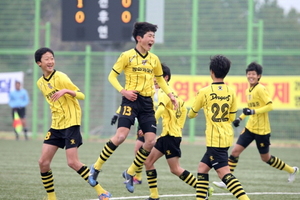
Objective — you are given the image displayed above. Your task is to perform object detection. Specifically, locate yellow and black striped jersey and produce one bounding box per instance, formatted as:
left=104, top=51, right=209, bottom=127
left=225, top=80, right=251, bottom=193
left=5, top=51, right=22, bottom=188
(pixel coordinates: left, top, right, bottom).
left=111, top=48, right=167, bottom=97
left=242, top=83, right=272, bottom=135
left=188, top=82, right=237, bottom=148
left=37, top=70, right=82, bottom=129
left=156, top=87, right=187, bottom=137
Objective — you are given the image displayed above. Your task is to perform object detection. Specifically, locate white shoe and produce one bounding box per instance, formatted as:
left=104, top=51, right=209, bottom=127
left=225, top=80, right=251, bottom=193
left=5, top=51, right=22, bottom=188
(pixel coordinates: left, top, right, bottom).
left=212, top=181, right=227, bottom=190
left=288, top=166, right=299, bottom=183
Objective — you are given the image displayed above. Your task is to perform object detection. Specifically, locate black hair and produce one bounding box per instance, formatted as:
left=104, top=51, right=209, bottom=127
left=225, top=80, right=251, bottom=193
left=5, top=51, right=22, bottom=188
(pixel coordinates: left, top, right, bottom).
left=209, top=55, right=231, bottom=78
left=161, top=63, right=171, bottom=82
left=246, top=62, right=263, bottom=81
left=132, top=22, right=158, bottom=43
left=34, top=47, right=54, bottom=63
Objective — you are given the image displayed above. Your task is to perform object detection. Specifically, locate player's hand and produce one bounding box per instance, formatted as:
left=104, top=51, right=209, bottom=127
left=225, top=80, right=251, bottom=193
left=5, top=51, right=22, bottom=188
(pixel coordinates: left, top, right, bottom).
left=111, top=114, right=119, bottom=125
left=243, top=108, right=255, bottom=115
left=51, top=89, right=66, bottom=101
left=121, top=89, right=138, bottom=101
left=168, top=93, right=178, bottom=110
left=137, top=129, right=144, bottom=137
left=232, top=118, right=241, bottom=127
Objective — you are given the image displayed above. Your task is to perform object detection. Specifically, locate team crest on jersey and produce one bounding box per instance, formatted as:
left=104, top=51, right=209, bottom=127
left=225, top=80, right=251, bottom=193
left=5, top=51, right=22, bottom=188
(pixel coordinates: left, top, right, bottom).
left=142, top=60, right=147, bottom=65
left=48, top=83, right=53, bottom=89
left=218, top=86, right=223, bottom=90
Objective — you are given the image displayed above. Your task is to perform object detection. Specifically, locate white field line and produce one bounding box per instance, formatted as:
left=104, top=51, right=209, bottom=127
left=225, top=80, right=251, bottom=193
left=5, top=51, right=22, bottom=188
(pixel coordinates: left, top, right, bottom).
left=89, top=192, right=300, bottom=200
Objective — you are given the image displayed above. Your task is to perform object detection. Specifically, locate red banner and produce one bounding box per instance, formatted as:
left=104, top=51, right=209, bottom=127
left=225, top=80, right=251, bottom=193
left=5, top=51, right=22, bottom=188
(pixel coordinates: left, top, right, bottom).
left=170, top=75, right=300, bottom=110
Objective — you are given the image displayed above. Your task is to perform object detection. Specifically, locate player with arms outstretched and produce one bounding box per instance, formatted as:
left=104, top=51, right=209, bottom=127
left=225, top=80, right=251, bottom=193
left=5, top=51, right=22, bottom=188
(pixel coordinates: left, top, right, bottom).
left=188, top=55, right=250, bottom=200
left=144, top=64, right=213, bottom=200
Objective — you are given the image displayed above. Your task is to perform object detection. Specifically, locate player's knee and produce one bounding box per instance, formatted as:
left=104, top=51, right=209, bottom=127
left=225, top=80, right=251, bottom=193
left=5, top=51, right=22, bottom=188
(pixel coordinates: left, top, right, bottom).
left=114, top=134, right=127, bottom=145
left=38, top=158, right=50, bottom=169
left=261, top=156, right=269, bottom=162
left=143, top=139, right=155, bottom=151
left=67, top=160, right=77, bottom=170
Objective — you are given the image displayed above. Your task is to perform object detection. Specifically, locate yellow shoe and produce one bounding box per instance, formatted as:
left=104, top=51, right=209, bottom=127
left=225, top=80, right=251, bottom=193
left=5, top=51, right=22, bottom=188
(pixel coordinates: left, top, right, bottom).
left=205, top=186, right=214, bottom=200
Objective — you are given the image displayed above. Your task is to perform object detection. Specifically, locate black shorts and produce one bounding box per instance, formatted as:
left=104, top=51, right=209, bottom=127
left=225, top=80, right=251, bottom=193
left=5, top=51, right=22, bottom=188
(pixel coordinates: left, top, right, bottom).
left=118, top=94, right=156, bottom=134
left=154, top=135, right=181, bottom=159
left=201, top=147, right=229, bottom=170
left=12, top=107, right=26, bottom=119
left=43, top=125, right=83, bottom=149
left=236, top=128, right=270, bottom=154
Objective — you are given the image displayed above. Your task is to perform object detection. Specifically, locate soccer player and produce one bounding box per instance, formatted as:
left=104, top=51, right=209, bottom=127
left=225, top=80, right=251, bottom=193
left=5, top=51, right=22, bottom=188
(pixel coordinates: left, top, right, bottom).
left=188, top=55, right=250, bottom=200
left=144, top=64, right=213, bottom=200
left=35, top=47, right=110, bottom=200
left=8, top=80, right=30, bottom=140
left=213, top=62, right=299, bottom=190
left=88, top=22, right=177, bottom=194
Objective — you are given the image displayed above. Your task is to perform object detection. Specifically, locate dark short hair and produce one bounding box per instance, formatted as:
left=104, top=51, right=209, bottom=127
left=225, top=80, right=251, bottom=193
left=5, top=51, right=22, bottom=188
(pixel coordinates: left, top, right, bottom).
left=209, top=55, right=231, bottom=78
left=132, top=22, right=158, bottom=43
left=161, top=63, right=171, bottom=82
left=246, top=62, right=263, bottom=75
left=246, top=62, right=263, bottom=81
left=34, top=47, right=54, bottom=63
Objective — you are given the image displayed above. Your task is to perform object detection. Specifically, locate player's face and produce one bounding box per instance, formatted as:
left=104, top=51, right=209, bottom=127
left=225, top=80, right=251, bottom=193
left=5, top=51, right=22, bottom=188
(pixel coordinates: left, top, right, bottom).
left=137, top=31, right=155, bottom=53
left=38, top=52, right=55, bottom=77
left=246, top=70, right=260, bottom=87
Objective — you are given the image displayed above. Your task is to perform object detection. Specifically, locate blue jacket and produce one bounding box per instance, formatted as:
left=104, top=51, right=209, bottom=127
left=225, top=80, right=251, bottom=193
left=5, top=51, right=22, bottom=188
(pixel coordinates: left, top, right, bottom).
left=8, top=89, right=30, bottom=108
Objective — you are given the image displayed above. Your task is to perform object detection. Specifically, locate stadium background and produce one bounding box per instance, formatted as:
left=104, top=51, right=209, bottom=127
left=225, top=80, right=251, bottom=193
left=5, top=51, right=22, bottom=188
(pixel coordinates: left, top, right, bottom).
left=0, top=0, right=299, bottom=141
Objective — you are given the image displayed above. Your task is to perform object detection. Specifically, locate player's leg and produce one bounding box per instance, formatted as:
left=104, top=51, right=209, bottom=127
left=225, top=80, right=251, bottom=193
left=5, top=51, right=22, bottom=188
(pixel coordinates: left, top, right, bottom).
left=124, top=96, right=156, bottom=192
left=229, top=129, right=254, bottom=172
left=257, top=134, right=299, bottom=183
left=124, top=127, right=156, bottom=193
left=91, top=100, right=135, bottom=173
left=196, top=158, right=211, bottom=200
left=213, top=129, right=254, bottom=189
left=165, top=136, right=198, bottom=188
left=144, top=146, right=164, bottom=200
left=39, top=143, right=59, bottom=200
left=65, top=125, right=111, bottom=199
left=66, top=148, right=111, bottom=199
left=213, top=148, right=249, bottom=200
left=167, top=157, right=198, bottom=187
left=89, top=126, right=131, bottom=186
left=133, top=135, right=144, bottom=184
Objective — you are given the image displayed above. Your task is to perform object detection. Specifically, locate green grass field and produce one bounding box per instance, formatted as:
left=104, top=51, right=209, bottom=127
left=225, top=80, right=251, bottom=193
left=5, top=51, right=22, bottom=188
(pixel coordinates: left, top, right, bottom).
left=0, top=136, right=299, bottom=200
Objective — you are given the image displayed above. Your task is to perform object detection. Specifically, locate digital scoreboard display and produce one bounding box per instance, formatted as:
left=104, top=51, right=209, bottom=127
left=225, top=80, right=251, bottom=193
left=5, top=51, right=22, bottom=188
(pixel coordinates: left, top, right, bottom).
left=62, top=0, right=139, bottom=41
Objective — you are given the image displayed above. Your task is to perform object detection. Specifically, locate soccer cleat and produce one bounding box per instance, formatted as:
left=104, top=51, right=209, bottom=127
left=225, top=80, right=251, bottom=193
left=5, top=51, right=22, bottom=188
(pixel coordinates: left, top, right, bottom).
left=145, top=198, right=160, bottom=200
left=88, top=164, right=100, bottom=187
left=212, top=181, right=227, bottom=190
left=288, top=166, right=299, bottom=183
left=98, top=191, right=111, bottom=200
left=133, top=176, right=142, bottom=184
left=205, top=186, right=214, bottom=200
left=122, top=170, right=134, bottom=193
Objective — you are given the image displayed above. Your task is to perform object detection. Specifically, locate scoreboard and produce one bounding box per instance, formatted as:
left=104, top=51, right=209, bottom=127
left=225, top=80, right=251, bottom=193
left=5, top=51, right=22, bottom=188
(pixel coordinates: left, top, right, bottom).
left=62, top=0, right=139, bottom=41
